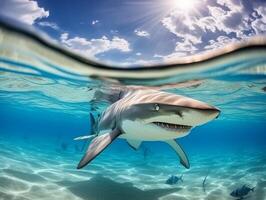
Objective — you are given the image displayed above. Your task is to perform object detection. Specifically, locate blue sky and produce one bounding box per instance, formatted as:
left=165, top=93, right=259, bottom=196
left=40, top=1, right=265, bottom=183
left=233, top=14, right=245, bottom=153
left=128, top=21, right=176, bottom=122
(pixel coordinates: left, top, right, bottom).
left=1, top=0, right=266, bottom=67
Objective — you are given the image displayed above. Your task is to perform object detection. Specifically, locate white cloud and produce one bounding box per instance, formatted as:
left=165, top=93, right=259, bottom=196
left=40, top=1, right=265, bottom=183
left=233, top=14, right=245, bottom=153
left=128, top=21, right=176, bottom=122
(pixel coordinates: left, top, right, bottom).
left=92, top=20, right=99, bottom=25
left=111, top=30, right=119, bottom=34
left=136, top=52, right=142, bottom=56
left=118, top=59, right=159, bottom=67
left=161, top=10, right=202, bottom=44
left=159, top=0, right=266, bottom=63
left=0, top=0, right=49, bottom=25
left=204, top=35, right=239, bottom=50
left=134, top=29, right=150, bottom=37
left=38, top=21, right=59, bottom=30
left=155, top=39, right=199, bottom=62
left=252, top=5, right=266, bottom=35
left=60, top=33, right=131, bottom=58
left=154, top=52, right=187, bottom=63
left=60, top=33, right=69, bottom=41
left=175, top=40, right=198, bottom=52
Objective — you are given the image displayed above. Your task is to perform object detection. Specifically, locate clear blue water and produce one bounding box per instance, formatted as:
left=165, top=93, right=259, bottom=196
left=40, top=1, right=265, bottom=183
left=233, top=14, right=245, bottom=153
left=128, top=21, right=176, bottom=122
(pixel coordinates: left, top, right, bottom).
left=0, top=20, right=266, bottom=200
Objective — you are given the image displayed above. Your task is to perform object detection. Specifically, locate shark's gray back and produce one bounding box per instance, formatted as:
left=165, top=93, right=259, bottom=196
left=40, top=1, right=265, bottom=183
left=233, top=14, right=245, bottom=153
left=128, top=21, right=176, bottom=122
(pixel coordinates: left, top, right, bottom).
left=97, top=88, right=215, bottom=132
left=114, top=89, right=215, bottom=110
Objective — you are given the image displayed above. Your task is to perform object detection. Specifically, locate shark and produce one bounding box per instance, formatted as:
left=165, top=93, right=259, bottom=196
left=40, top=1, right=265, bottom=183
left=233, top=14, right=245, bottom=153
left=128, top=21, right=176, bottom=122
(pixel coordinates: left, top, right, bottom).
left=75, top=86, right=220, bottom=170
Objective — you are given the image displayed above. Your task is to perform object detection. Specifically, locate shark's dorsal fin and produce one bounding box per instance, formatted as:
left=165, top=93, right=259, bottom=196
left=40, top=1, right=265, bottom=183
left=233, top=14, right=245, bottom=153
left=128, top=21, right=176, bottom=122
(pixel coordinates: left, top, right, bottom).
left=126, top=139, right=142, bottom=150
left=165, top=140, right=190, bottom=169
left=93, top=88, right=124, bottom=104
left=77, top=129, right=121, bottom=169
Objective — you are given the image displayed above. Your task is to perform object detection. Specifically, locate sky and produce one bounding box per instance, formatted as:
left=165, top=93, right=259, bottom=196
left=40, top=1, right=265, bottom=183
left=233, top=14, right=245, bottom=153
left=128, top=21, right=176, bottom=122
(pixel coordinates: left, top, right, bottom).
left=0, top=0, right=266, bottom=67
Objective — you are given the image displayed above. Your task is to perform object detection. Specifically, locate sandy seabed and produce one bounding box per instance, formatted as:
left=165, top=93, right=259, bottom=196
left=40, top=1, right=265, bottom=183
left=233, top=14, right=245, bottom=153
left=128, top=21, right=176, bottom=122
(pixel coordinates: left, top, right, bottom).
left=0, top=138, right=265, bottom=200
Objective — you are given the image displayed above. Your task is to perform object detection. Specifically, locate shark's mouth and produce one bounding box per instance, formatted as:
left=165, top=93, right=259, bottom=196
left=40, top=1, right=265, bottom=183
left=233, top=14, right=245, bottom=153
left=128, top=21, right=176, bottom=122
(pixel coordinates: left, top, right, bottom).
left=152, top=122, right=192, bottom=131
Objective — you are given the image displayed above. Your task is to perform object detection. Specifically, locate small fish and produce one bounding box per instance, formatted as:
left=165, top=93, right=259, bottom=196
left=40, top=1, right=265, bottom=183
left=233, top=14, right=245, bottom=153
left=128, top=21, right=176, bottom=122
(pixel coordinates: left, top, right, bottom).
left=61, top=142, right=68, bottom=151
left=202, top=174, right=208, bottom=193
left=230, top=185, right=255, bottom=199
left=142, top=146, right=150, bottom=160
left=165, top=175, right=183, bottom=185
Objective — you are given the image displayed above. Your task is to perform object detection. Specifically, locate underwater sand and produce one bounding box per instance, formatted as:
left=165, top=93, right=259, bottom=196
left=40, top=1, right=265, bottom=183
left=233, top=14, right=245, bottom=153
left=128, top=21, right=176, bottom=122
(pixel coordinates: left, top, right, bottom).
left=0, top=138, right=265, bottom=200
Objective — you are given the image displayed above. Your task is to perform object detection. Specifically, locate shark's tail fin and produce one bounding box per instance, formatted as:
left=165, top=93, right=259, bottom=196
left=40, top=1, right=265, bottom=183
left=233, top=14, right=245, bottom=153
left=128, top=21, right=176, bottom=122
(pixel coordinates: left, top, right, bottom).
left=251, top=187, right=255, bottom=192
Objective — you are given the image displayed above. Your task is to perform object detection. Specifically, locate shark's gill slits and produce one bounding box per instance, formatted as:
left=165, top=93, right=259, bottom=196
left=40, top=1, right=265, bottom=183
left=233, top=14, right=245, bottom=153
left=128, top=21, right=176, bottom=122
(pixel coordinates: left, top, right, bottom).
left=152, top=122, right=192, bottom=131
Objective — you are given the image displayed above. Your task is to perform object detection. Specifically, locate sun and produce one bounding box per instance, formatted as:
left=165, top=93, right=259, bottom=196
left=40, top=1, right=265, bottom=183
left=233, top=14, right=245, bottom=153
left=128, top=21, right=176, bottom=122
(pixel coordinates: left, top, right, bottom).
left=172, top=0, right=197, bottom=11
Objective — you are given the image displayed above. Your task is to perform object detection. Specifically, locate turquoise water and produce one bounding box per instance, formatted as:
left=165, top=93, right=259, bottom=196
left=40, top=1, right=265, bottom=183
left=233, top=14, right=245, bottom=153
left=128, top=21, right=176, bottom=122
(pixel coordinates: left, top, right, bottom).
left=0, top=18, right=266, bottom=200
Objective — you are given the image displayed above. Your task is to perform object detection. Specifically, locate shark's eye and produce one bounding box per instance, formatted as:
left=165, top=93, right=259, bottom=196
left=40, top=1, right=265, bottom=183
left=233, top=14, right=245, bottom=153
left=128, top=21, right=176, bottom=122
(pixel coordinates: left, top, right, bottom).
left=154, top=104, right=160, bottom=111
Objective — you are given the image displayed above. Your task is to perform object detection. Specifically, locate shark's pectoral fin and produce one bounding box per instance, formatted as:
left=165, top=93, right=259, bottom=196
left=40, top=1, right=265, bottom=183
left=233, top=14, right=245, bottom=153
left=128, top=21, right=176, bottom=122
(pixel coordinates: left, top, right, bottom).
left=126, top=139, right=142, bottom=150
left=77, top=128, right=121, bottom=169
left=165, top=140, right=190, bottom=169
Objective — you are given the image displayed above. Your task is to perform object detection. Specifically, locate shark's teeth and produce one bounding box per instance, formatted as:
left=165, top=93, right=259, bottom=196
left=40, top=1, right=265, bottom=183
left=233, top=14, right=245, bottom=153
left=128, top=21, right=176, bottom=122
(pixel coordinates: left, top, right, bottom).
left=152, top=122, right=192, bottom=131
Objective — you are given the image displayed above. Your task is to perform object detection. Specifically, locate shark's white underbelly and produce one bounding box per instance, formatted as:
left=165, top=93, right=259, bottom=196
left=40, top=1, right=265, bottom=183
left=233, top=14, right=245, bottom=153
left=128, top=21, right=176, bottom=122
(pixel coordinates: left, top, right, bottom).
left=120, top=120, right=187, bottom=141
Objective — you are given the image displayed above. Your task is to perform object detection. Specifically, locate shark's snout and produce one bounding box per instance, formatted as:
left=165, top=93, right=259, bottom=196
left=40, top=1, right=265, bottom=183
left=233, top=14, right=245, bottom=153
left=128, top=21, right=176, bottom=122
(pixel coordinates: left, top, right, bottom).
left=215, top=109, right=221, bottom=119
left=209, top=107, right=221, bottom=119
left=176, top=96, right=220, bottom=126
left=194, top=107, right=220, bottom=125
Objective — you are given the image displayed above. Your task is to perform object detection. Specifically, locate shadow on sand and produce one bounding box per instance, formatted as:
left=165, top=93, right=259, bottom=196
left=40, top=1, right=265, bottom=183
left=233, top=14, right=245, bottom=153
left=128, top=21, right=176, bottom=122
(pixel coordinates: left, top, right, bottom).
left=58, top=175, right=181, bottom=200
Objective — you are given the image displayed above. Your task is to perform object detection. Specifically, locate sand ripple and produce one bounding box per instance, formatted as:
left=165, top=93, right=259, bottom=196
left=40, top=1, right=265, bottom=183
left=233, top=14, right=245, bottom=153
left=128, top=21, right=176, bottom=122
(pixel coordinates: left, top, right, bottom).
left=0, top=140, right=265, bottom=200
